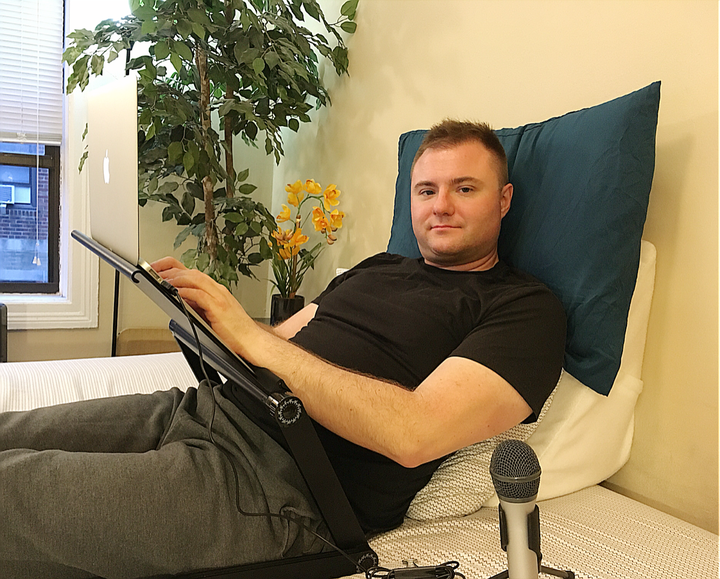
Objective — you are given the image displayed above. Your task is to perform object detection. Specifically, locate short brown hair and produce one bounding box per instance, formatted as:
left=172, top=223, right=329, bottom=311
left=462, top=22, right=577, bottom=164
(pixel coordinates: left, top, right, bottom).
left=412, top=119, right=509, bottom=186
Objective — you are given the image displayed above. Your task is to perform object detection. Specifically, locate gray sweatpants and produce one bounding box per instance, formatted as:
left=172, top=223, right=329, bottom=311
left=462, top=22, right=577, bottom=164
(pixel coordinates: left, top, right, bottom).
left=0, top=382, right=328, bottom=579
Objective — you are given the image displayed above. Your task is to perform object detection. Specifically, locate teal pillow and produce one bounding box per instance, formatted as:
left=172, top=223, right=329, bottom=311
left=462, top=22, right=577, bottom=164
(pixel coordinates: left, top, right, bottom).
left=388, top=82, right=660, bottom=395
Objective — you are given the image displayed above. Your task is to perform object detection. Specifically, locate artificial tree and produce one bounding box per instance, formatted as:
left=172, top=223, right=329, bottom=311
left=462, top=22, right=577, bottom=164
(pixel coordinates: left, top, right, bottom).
left=63, top=0, right=357, bottom=285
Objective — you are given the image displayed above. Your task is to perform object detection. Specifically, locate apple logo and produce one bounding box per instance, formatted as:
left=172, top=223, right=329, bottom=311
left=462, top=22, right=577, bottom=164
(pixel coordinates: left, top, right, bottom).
left=103, top=149, right=110, bottom=184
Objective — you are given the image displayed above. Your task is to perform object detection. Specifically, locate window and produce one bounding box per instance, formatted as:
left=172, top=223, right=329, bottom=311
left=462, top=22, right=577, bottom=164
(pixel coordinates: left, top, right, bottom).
left=0, top=143, right=60, bottom=293
left=0, top=0, right=64, bottom=294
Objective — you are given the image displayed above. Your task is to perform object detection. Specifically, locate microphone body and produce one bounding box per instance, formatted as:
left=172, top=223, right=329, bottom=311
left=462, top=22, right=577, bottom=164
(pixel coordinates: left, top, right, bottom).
left=498, top=499, right=540, bottom=578
left=490, top=439, right=542, bottom=579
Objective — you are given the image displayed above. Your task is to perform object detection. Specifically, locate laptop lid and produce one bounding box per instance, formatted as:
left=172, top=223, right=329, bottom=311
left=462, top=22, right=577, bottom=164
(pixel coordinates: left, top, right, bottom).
left=86, top=74, right=139, bottom=264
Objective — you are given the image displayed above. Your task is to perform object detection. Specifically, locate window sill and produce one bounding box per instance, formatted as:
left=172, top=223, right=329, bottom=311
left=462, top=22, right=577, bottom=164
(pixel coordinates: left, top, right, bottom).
left=0, top=245, right=98, bottom=330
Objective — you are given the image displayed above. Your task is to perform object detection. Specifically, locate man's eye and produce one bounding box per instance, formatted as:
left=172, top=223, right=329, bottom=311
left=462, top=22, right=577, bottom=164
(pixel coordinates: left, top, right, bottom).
left=459, top=186, right=473, bottom=193
left=419, top=189, right=435, bottom=196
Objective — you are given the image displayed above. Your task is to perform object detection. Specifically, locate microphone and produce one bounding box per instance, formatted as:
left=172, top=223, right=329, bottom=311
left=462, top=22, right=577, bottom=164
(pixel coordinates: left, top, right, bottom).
left=490, top=439, right=542, bottom=579
left=488, top=440, right=575, bottom=579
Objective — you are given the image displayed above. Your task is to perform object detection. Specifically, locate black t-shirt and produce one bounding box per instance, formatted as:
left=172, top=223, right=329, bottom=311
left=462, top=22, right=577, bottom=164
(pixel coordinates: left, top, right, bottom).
left=290, top=253, right=566, bottom=533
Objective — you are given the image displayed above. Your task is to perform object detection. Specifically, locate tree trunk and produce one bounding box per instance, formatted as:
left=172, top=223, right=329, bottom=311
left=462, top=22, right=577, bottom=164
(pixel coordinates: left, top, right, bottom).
left=224, top=0, right=235, bottom=197
left=195, top=44, right=218, bottom=264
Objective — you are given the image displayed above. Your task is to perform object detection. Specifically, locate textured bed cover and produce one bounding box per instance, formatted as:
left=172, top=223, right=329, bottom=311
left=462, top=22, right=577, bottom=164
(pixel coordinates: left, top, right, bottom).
left=345, top=485, right=717, bottom=579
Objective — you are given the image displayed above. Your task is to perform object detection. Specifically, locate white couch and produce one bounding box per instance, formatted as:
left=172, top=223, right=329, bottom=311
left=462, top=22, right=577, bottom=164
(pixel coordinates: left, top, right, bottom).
left=0, top=242, right=717, bottom=578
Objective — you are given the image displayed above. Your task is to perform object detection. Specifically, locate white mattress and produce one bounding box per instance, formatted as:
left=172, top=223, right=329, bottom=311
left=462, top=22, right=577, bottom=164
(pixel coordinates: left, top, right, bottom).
left=351, top=485, right=718, bottom=579
left=0, top=352, right=716, bottom=578
left=0, top=352, right=196, bottom=411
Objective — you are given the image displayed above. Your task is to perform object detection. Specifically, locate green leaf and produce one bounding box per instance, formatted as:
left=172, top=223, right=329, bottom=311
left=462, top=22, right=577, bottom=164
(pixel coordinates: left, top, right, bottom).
left=176, top=19, right=192, bottom=39
left=288, top=118, right=300, bottom=132
left=340, top=21, right=357, bottom=33
left=158, top=180, right=180, bottom=195
left=90, top=54, right=104, bottom=75
left=245, top=122, right=258, bottom=141
left=78, top=150, right=89, bottom=173
left=252, top=57, right=265, bottom=75
left=236, top=167, right=250, bottom=181
left=174, top=41, right=194, bottom=62
left=259, top=238, right=272, bottom=259
left=224, top=212, right=243, bottom=223
left=181, top=248, right=197, bottom=268
left=181, top=191, right=195, bottom=214
left=235, top=222, right=249, bottom=236
left=168, top=141, right=184, bottom=164
left=341, top=0, right=358, bottom=17
left=174, top=226, right=193, bottom=249
left=264, top=51, right=280, bottom=69
left=162, top=205, right=177, bottom=222
left=192, top=22, right=206, bottom=40
left=186, top=181, right=204, bottom=200
left=238, top=183, right=257, bottom=195
left=154, top=40, right=170, bottom=60
left=107, top=50, right=119, bottom=64
left=183, top=150, right=195, bottom=173
left=196, top=252, right=210, bottom=272
left=248, top=252, right=263, bottom=265
left=187, top=7, right=212, bottom=27
left=141, top=19, right=157, bottom=35
left=303, top=0, right=320, bottom=21
left=170, top=51, right=183, bottom=73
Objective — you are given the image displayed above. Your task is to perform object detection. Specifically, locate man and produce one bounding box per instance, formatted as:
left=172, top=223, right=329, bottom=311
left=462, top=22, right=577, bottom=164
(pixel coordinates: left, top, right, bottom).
left=0, top=120, right=565, bottom=578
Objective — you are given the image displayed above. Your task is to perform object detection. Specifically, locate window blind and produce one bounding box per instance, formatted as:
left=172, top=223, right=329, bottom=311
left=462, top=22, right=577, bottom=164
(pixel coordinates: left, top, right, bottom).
left=0, top=0, right=64, bottom=145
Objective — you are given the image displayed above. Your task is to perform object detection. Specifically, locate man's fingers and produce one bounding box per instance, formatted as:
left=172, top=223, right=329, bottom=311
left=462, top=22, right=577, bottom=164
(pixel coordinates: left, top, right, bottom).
left=151, top=256, right=185, bottom=273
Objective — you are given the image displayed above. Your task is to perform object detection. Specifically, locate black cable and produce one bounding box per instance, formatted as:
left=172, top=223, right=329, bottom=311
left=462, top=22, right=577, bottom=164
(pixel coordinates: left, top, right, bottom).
left=111, top=269, right=120, bottom=357
left=366, top=560, right=465, bottom=578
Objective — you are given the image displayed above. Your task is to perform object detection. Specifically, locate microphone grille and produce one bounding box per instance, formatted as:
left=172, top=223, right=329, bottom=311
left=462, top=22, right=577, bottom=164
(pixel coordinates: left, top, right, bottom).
left=489, top=439, right=541, bottom=502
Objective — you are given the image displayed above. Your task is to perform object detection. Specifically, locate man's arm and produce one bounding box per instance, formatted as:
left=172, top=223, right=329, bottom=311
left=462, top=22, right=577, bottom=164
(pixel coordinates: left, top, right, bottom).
left=153, top=257, right=531, bottom=468
left=271, top=304, right=318, bottom=340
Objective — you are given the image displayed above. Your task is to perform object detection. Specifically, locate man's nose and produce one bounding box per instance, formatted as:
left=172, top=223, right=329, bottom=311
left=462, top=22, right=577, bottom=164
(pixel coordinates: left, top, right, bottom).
left=433, top=188, right=454, bottom=215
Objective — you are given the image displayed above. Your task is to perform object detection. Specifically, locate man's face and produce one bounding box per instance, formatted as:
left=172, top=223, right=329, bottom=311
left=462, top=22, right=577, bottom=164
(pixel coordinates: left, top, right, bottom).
left=410, top=140, right=513, bottom=271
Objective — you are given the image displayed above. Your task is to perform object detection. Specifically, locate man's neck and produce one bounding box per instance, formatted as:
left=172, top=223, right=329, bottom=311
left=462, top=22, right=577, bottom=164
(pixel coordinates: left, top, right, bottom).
left=423, top=251, right=500, bottom=272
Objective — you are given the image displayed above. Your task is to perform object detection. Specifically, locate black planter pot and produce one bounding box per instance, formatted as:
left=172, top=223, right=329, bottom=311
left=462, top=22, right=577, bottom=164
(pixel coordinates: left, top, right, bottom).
left=270, top=295, right=305, bottom=326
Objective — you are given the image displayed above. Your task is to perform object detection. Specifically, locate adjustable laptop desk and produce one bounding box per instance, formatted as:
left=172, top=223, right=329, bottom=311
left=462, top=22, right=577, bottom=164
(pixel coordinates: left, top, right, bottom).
left=72, top=230, right=377, bottom=579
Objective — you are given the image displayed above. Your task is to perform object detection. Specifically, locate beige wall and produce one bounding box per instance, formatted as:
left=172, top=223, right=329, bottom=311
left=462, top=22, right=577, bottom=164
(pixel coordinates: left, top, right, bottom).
left=7, top=0, right=718, bottom=532
left=276, top=0, right=719, bottom=532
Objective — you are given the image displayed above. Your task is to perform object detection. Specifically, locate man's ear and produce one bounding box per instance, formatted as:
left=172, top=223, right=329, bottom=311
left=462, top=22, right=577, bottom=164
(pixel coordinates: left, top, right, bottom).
left=500, top=183, right=513, bottom=218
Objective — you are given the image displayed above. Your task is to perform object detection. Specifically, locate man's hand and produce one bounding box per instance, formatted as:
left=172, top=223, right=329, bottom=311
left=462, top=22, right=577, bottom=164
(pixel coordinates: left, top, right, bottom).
left=151, top=257, right=265, bottom=362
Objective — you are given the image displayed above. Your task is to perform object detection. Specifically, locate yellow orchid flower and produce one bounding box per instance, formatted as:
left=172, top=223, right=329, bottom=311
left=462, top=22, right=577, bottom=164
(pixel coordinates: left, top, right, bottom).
left=285, top=180, right=304, bottom=207
left=323, top=183, right=341, bottom=210
left=276, top=204, right=292, bottom=223
left=287, top=190, right=304, bottom=208
left=289, top=227, right=309, bottom=248
left=278, top=245, right=293, bottom=260
left=285, top=180, right=303, bottom=195
left=274, top=227, right=309, bottom=260
left=328, top=209, right=344, bottom=230
left=304, top=179, right=322, bottom=196
left=311, top=206, right=329, bottom=233
left=272, top=227, right=294, bottom=244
